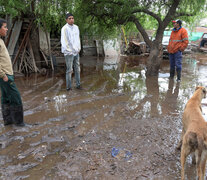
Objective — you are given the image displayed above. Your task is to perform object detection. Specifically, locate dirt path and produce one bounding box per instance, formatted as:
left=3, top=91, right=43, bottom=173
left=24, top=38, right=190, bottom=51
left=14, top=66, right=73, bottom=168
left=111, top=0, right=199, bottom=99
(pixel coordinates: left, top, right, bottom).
left=0, top=53, right=207, bottom=180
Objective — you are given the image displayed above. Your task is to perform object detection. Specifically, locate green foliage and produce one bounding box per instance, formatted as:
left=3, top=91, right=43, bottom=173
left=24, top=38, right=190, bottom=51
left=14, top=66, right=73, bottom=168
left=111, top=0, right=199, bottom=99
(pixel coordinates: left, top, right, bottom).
left=34, top=0, right=80, bottom=34
left=0, top=0, right=29, bottom=17
left=0, top=0, right=80, bottom=35
left=79, top=0, right=207, bottom=38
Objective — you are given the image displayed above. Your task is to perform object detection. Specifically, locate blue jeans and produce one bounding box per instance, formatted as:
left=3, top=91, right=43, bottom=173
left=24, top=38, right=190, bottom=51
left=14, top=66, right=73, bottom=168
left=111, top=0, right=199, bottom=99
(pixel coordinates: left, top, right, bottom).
left=169, top=51, right=182, bottom=71
left=65, top=54, right=81, bottom=89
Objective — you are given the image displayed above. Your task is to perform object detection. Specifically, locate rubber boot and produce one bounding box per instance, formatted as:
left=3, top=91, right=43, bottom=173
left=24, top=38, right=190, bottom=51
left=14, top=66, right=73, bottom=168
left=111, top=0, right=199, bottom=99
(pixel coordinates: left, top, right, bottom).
left=10, top=105, right=25, bottom=126
left=169, top=69, right=175, bottom=79
left=1, top=104, right=13, bottom=126
left=177, top=69, right=181, bottom=82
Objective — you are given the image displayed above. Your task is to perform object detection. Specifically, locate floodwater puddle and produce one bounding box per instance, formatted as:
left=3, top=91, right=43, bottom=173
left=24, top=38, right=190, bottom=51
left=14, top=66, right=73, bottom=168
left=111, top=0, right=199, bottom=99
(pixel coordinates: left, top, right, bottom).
left=0, top=53, right=207, bottom=179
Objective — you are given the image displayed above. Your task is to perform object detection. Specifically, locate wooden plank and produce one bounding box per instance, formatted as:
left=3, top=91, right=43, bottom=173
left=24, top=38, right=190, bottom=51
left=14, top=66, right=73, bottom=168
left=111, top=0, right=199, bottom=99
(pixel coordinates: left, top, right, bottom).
left=18, top=37, right=29, bottom=73
left=44, top=28, right=54, bottom=70
left=13, top=20, right=33, bottom=66
left=40, top=48, right=49, bottom=66
left=28, top=40, right=39, bottom=73
left=7, top=20, right=23, bottom=56
left=39, top=27, right=50, bottom=52
left=5, top=20, right=15, bottom=47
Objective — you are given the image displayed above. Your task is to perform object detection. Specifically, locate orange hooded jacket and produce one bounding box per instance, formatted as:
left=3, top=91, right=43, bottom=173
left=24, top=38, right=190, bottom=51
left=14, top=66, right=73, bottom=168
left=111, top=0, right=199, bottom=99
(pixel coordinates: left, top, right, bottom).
left=167, top=27, right=189, bottom=54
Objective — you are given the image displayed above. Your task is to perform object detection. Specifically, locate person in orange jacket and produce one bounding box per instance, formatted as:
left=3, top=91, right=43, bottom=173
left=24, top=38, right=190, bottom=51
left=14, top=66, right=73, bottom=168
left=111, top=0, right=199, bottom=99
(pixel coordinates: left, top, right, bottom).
left=167, top=19, right=189, bottom=82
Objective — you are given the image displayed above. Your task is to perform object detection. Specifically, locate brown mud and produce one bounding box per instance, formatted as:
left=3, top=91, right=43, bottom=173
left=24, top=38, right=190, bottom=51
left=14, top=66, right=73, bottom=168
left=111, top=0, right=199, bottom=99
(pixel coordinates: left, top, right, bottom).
left=1, top=53, right=207, bottom=180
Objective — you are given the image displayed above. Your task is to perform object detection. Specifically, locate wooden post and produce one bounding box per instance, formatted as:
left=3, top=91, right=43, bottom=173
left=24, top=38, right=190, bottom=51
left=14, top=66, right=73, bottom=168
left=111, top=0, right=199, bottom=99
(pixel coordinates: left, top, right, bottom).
left=43, top=24, right=54, bottom=70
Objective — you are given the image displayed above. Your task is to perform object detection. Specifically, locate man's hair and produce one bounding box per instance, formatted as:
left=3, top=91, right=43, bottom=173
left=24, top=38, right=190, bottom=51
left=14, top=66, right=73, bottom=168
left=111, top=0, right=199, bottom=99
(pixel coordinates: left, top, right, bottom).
left=176, top=19, right=182, bottom=26
left=65, top=13, right=74, bottom=19
left=0, top=18, right=6, bottom=28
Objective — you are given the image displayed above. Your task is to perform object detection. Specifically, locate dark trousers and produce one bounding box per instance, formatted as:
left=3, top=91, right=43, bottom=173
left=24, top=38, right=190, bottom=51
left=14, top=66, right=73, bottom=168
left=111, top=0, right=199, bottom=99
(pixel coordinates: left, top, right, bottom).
left=0, top=75, right=24, bottom=125
left=169, top=51, right=182, bottom=71
left=0, top=75, right=22, bottom=106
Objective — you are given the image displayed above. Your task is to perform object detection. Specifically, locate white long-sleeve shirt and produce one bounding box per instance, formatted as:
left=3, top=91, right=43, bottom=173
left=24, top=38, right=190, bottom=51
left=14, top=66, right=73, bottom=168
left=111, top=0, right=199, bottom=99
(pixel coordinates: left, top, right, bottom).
left=61, top=23, right=81, bottom=56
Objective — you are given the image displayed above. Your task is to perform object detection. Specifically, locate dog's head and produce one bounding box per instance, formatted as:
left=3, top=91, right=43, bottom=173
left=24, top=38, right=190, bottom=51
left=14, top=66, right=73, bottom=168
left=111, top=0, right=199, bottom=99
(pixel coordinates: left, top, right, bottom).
left=195, top=86, right=206, bottom=99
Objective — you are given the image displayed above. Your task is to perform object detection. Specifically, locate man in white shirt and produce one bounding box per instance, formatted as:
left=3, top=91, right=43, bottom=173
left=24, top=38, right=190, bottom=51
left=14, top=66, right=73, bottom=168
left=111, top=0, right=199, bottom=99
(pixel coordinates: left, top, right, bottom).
left=61, top=13, right=81, bottom=91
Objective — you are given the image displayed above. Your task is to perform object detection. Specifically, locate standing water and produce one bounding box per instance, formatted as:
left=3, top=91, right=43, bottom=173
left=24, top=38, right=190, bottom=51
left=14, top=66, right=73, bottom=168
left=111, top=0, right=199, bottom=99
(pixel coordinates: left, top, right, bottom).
left=0, top=53, right=207, bottom=179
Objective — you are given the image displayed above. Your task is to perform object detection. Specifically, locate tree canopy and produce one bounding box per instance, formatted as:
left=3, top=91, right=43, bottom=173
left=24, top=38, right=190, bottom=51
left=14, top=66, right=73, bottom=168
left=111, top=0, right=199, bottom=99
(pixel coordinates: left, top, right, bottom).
left=0, top=0, right=206, bottom=38
left=79, top=0, right=207, bottom=45
left=1, top=0, right=207, bottom=75
left=0, top=0, right=81, bottom=35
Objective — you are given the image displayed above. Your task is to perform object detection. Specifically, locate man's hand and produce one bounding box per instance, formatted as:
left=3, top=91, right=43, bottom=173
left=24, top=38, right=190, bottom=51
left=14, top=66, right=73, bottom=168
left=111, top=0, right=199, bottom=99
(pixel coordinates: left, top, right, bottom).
left=3, top=75, right=8, bottom=82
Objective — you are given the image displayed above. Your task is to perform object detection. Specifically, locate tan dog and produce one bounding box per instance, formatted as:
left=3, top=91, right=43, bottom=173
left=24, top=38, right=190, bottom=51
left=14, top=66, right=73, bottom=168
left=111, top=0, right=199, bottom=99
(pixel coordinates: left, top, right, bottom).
left=177, top=86, right=206, bottom=150
left=180, top=86, right=207, bottom=180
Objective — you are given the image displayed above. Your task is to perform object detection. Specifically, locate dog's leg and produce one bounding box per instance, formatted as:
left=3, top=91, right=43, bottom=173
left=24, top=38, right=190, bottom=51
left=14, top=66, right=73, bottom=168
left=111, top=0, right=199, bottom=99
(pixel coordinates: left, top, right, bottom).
left=200, top=154, right=207, bottom=180
left=197, top=164, right=202, bottom=180
left=177, top=139, right=182, bottom=150
left=181, top=144, right=191, bottom=180
left=196, top=151, right=202, bottom=180
left=181, top=148, right=186, bottom=180
left=177, top=128, right=185, bottom=150
left=192, top=153, right=196, bottom=164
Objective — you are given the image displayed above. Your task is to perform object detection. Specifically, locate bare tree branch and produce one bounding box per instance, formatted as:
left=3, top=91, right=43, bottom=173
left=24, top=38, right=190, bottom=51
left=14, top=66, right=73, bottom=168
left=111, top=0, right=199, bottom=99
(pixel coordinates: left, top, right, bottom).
left=132, top=9, right=162, bottom=25
left=129, top=15, right=153, bottom=47
left=163, top=0, right=181, bottom=28
left=175, top=12, right=196, bottom=17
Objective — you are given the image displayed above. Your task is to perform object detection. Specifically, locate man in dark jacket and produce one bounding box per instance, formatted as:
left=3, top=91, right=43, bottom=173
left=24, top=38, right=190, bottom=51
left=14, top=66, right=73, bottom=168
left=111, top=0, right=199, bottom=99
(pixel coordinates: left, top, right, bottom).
left=0, top=18, right=25, bottom=126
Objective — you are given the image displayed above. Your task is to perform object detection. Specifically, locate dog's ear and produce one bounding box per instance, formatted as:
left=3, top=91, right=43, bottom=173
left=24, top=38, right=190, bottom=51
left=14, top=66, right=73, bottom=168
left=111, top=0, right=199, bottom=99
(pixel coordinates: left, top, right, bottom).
left=204, top=134, right=207, bottom=149
left=203, top=87, right=206, bottom=98
left=195, top=86, right=200, bottom=91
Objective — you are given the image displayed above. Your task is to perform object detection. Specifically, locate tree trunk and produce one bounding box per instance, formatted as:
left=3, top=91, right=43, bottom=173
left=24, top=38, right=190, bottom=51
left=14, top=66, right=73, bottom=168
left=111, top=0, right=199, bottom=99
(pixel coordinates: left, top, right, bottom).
left=146, top=42, right=163, bottom=76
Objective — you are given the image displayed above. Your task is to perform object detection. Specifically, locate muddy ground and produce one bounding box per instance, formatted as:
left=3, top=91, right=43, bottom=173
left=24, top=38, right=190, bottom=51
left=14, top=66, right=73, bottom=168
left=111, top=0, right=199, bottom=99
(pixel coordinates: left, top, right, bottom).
left=0, top=53, right=207, bottom=180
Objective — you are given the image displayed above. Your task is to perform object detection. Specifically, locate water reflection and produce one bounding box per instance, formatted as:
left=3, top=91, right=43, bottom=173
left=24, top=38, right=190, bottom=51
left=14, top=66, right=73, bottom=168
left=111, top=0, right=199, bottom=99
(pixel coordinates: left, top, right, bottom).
left=52, top=94, right=68, bottom=113
left=123, top=73, right=181, bottom=117
left=103, top=56, right=120, bottom=71
left=16, top=55, right=204, bottom=119
left=118, top=71, right=140, bottom=89
left=145, top=77, right=160, bottom=116
left=126, top=76, right=161, bottom=118
left=161, top=79, right=180, bottom=115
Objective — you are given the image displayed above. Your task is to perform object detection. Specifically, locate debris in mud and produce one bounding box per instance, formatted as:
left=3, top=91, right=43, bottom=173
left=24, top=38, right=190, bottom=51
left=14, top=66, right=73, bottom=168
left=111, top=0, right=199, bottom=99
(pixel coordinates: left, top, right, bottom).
left=111, top=147, right=132, bottom=160
left=109, top=133, right=117, bottom=140
left=126, top=41, right=150, bottom=55
left=75, top=145, right=83, bottom=152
